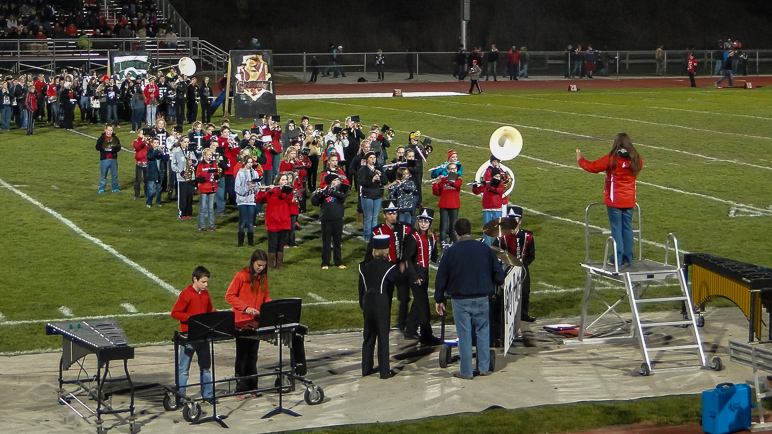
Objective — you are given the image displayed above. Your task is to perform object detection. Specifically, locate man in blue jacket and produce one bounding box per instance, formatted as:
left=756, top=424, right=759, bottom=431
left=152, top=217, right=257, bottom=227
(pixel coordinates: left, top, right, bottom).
left=434, top=218, right=505, bottom=380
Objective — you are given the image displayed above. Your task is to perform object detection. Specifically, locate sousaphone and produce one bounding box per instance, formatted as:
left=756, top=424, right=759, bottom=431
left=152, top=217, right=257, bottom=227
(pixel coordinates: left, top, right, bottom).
left=475, top=126, right=522, bottom=197
left=178, top=57, right=197, bottom=76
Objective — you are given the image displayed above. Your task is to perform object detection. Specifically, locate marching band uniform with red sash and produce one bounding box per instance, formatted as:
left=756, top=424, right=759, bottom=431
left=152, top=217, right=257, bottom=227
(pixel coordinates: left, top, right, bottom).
left=366, top=201, right=412, bottom=332
left=494, top=206, right=536, bottom=321
left=473, top=163, right=507, bottom=245
left=403, top=208, right=441, bottom=343
left=359, top=235, right=399, bottom=379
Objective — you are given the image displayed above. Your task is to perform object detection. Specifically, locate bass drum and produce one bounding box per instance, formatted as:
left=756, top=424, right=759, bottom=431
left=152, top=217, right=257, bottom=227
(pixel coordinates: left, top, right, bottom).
left=474, top=162, right=516, bottom=197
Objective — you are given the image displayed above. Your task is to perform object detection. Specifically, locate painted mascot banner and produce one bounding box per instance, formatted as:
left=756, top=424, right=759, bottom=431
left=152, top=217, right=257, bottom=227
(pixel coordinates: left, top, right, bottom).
left=230, top=50, right=277, bottom=119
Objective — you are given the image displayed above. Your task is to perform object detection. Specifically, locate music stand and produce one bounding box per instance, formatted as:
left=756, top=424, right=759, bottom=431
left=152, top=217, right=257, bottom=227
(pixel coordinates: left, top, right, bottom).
left=259, top=298, right=302, bottom=419
left=187, top=311, right=236, bottom=428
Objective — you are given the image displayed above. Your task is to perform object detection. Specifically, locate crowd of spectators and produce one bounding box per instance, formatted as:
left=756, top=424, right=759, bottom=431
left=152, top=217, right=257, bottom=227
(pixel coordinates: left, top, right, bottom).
left=0, top=0, right=175, bottom=40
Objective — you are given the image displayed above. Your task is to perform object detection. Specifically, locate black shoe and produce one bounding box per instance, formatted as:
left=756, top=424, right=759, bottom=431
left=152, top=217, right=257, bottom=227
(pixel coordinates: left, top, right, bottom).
left=403, top=332, right=420, bottom=340
left=420, top=335, right=444, bottom=346
left=521, top=315, right=536, bottom=323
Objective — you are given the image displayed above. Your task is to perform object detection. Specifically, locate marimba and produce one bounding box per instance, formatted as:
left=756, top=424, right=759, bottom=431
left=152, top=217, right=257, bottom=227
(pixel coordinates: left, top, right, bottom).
left=46, top=319, right=136, bottom=434
left=686, top=253, right=772, bottom=342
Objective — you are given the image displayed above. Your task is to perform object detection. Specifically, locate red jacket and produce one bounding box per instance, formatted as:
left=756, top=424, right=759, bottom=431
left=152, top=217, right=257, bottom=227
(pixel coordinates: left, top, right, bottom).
left=279, top=160, right=308, bottom=187
left=432, top=176, right=462, bottom=209
left=319, top=168, right=349, bottom=188
left=219, top=136, right=240, bottom=176
left=507, top=50, right=520, bottom=64
left=143, top=84, right=159, bottom=105
left=132, top=138, right=149, bottom=163
left=225, top=269, right=271, bottom=324
left=24, top=92, right=38, bottom=111
left=579, top=154, right=642, bottom=209
left=196, top=160, right=219, bottom=194
left=473, top=181, right=506, bottom=210
left=171, top=285, right=214, bottom=332
left=256, top=187, right=294, bottom=231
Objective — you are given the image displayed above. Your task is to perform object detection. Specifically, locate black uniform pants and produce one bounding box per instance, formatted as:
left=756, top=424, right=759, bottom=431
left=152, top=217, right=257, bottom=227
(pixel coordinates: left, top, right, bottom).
left=362, top=292, right=392, bottom=379
left=234, top=334, right=259, bottom=392
left=267, top=230, right=289, bottom=253
left=406, top=267, right=432, bottom=338
left=177, top=180, right=195, bottom=218
left=521, top=266, right=531, bottom=318
left=321, top=219, right=343, bottom=266
left=200, top=102, right=211, bottom=123
left=187, top=101, right=198, bottom=124
left=176, top=99, right=185, bottom=126
left=395, top=274, right=411, bottom=331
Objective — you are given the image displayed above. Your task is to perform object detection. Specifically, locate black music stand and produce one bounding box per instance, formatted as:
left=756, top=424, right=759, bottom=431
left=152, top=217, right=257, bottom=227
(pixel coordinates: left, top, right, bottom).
left=259, top=298, right=303, bottom=419
left=186, top=311, right=236, bottom=428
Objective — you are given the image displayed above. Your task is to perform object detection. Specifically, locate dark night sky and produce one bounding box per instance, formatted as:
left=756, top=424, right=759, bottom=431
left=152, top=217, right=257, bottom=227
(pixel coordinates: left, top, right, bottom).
left=171, top=0, right=772, bottom=52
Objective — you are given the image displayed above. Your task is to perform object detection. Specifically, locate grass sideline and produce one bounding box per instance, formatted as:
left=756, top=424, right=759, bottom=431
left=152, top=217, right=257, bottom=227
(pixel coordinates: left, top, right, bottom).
left=1, top=86, right=770, bottom=352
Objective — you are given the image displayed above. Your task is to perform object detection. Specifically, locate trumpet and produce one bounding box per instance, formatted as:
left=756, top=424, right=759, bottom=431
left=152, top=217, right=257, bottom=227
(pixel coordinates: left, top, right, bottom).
left=354, top=122, right=362, bottom=130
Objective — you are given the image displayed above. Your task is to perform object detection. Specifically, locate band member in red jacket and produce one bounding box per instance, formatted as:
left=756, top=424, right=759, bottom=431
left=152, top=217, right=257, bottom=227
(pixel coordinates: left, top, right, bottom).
left=494, top=205, right=536, bottom=322
left=576, top=132, right=643, bottom=267
left=218, top=126, right=241, bottom=209
left=132, top=130, right=150, bottom=199
left=225, top=250, right=272, bottom=398
left=196, top=148, right=219, bottom=231
left=402, top=208, right=442, bottom=344
left=319, top=154, right=349, bottom=188
left=473, top=165, right=506, bottom=244
left=256, top=172, right=294, bottom=270
left=431, top=162, right=462, bottom=246
left=143, top=76, right=159, bottom=126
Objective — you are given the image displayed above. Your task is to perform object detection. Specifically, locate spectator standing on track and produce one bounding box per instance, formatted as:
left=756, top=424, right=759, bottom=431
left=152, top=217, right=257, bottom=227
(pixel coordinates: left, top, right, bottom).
left=715, top=49, right=734, bottom=88
left=564, top=45, right=573, bottom=78
left=655, top=45, right=665, bottom=76
left=485, top=44, right=499, bottom=81
left=375, top=50, right=385, bottom=81
left=506, top=46, right=519, bottom=80
left=687, top=53, right=697, bottom=87
left=518, top=47, right=529, bottom=78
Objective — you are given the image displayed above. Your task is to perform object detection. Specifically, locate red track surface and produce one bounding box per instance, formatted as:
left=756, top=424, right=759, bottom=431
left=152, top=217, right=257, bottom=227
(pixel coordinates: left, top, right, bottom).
left=276, top=76, right=772, bottom=95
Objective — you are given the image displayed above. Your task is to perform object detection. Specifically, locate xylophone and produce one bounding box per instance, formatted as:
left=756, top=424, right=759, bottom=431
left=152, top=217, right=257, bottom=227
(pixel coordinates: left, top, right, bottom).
left=686, top=253, right=772, bottom=342
left=46, top=319, right=136, bottom=434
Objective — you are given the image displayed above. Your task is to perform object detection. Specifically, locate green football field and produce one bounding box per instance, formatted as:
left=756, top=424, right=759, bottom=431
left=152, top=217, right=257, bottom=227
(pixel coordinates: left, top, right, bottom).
left=1, top=86, right=770, bottom=353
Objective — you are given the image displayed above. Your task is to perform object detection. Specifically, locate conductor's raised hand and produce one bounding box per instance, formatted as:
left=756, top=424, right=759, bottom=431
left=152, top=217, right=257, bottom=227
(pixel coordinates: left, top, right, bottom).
left=575, top=149, right=583, bottom=161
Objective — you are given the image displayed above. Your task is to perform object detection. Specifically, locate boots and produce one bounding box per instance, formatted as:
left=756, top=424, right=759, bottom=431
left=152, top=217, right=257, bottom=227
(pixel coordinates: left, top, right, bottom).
left=267, top=253, right=276, bottom=271
left=237, top=232, right=245, bottom=247
left=357, top=212, right=364, bottom=229
left=276, top=252, right=285, bottom=270
left=247, top=232, right=254, bottom=246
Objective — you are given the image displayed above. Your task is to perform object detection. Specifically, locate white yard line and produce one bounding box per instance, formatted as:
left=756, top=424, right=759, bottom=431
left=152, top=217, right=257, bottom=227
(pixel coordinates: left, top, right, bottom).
left=0, top=177, right=180, bottom=296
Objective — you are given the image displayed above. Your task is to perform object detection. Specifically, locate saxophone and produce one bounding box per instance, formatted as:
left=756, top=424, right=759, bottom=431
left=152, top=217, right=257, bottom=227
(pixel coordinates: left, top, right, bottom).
left=183, top=151, right=195, bottom=182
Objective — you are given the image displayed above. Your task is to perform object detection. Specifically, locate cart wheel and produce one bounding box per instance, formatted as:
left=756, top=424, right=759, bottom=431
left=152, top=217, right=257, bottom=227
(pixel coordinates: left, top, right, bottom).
left=640, top=363, right=651, bottom=376
left=274, top=375, right=292, bottom=393
left=439, top=345, right=450, bottom=368
left=712, top=356, right=723, bottom=371
left=182, top=402, right=202, bottom=423
left=129, top=420, right=138, bottom=434
left=162, top=391, right=180, bottom=411
left=489, top=349, right=497, bottom=372
left=96, top=422, right=105, bottom=434
left=304, top=386, right=325, bottom=405
left=697, top=316, right=705, bottom=328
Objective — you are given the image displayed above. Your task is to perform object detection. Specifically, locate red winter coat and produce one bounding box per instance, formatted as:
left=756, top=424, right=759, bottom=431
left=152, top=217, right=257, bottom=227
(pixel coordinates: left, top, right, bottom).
left=256, top=187, right=293, bottom=232
left=196, top=160, right=219, bottom=194
left=432, top=176, right=462, bottom=209
left=132, top=138, right=149, bottom=163
left=143, top=84, right=159, bottom=105
left=218, top=136, right=240, bottom=176
left=279, top=160, right=308, bottom=187
left=473, top=180, right=505, bottom=210
left=579, top=154, right=642, bottom=209
left=225, top=269, right=271, bottom=324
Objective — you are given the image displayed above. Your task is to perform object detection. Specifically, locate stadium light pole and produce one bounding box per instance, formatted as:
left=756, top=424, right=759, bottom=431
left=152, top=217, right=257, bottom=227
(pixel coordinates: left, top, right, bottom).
left=461, top=0, right=470, bottom=50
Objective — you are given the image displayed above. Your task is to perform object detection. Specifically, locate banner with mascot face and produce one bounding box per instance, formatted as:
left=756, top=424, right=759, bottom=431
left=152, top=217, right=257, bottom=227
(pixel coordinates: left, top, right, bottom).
left=230, top=50, right=277, bottom=119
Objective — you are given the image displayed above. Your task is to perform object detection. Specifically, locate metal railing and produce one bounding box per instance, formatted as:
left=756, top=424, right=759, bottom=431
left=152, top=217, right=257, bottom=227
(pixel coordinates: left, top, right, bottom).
left=156, top=0, right=191, bottom=39
left=273, top=50, right=772, bottom=81
left=0, top=37, right=228, bottom=76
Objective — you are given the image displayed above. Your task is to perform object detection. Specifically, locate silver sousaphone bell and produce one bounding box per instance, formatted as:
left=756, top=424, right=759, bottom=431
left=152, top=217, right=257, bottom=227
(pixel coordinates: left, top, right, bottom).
left=178, top=57, right=197, bottom=76
left=475, top=126, right=522, bottom=197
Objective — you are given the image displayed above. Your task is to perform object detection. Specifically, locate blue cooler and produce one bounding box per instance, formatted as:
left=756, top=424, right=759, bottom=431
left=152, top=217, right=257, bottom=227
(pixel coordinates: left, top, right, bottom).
left=702, top=382, right=752, bottom=434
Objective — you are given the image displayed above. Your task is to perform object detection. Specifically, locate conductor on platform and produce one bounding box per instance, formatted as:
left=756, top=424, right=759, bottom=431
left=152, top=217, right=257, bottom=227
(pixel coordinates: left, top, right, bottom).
left=434, top=218, right=506, bottom=379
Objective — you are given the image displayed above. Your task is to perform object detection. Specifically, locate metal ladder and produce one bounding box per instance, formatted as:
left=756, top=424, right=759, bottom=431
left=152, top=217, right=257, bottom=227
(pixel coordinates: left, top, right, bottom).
left=625, top=234, right=708, bottom=375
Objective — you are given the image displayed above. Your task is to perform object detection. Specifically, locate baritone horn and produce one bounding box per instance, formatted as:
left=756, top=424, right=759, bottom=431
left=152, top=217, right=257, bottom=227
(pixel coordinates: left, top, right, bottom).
left=178, top=57, right=197, bottom=76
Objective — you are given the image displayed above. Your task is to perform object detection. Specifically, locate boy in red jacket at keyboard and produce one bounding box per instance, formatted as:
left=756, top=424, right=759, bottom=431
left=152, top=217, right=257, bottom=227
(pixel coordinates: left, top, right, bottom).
left=170, top=265, right=215, bottom=403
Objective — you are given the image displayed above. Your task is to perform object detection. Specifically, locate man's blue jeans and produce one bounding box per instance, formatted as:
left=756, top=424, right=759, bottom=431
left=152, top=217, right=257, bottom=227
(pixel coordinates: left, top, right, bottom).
left=361, top=197, right=382, bottom=241
left=1, top=105, right=10, bottom=130
left=607, top=205, right=634, bottom=265
left=452, top=296, right=491, bottom=378
left=178, top=342, right=213, bottom=399
left=198, top=192, right=215, bottom=229
left=99, top=159, right=119, bottom=191
left=518, top=64, right=528, bottom=78
left=716, top=69, right=733, bottom=87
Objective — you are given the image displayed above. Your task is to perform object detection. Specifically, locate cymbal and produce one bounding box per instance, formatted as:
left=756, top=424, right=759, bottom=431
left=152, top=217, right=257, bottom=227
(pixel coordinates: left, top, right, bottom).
left=489, top=245, right=524, bottom=267
left=482, top=217, right=518, bottom=237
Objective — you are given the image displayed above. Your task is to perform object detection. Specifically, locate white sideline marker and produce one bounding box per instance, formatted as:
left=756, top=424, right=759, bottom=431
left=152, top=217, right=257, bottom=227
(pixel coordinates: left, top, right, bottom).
left=58, top=306, right=74, bottom=317
left=0, top=177, right=180, bottom=296
left=121, top=303, right=138, bottom=313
